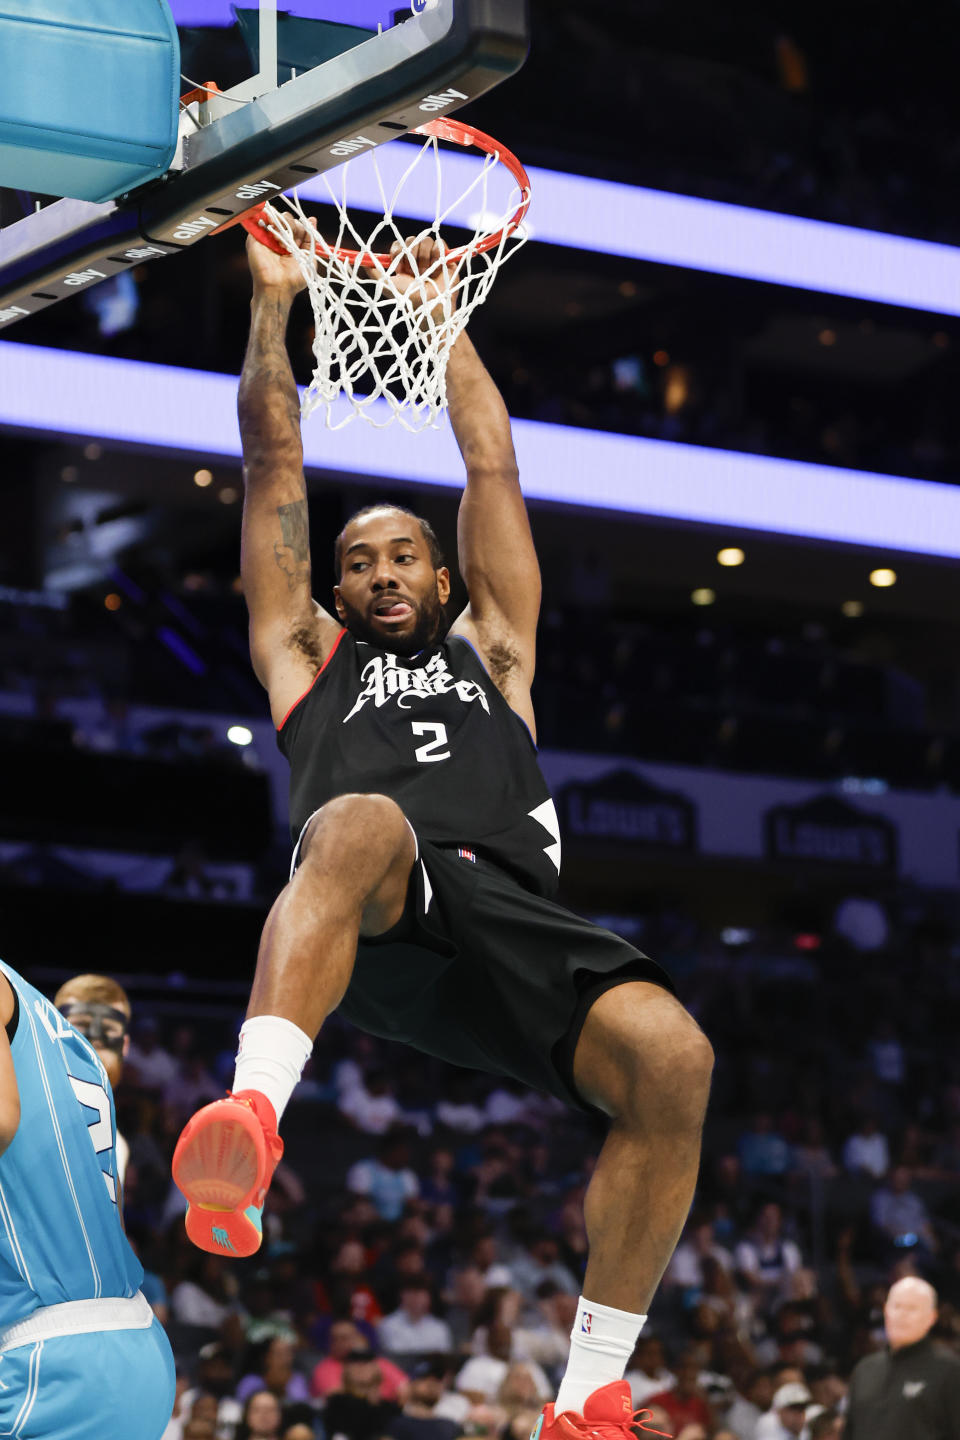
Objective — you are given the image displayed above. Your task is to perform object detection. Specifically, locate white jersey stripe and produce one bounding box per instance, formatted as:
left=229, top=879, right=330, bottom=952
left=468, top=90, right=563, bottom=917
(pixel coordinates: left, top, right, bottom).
left=5, top=1338, right=41, bottom=1438
left=22, top=999, right=101, bottom=1298
left=0, top=1184, right=29, bottom=1290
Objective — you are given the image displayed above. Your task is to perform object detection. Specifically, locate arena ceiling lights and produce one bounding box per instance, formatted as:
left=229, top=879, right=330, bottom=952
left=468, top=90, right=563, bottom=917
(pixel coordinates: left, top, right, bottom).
left=2, top=340, right=959, bottom=560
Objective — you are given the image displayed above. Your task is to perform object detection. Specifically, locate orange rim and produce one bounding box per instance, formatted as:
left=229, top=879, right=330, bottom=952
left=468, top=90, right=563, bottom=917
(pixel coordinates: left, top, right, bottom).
left=237, top=117, right=532, bottom=267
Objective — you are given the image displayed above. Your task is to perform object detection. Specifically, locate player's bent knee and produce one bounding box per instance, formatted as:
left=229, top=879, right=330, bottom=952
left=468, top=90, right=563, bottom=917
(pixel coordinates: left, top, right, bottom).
left=299, top=792, right=413, bottom=868
left=619, top=1009, right=713, bottom=1128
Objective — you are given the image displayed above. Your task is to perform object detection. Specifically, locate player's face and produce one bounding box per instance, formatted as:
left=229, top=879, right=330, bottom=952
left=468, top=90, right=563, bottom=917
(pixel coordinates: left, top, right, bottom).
left=334, top=510, right=450, bottom=655
left=57, top=995, right=129, bottom=1088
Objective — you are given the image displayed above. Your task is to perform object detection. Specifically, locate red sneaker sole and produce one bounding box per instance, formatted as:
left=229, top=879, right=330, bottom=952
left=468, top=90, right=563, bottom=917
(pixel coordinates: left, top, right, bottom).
left=185, top=1202, right=263, bottom=1258
left=172, top=1104, right=265, bottom=1212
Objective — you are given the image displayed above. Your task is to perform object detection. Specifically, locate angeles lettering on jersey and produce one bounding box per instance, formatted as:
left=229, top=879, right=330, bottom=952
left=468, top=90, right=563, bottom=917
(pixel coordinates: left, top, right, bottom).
left=343, top=650, right=490, bottom=724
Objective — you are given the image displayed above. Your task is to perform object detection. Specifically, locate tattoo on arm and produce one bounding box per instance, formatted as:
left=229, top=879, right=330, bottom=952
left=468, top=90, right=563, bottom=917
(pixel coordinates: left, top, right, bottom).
left=274, top=499, right=311, bottom=592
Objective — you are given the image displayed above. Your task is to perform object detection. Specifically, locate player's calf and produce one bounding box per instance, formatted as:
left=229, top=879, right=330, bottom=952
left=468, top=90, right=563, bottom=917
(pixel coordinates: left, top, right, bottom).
left=174, top=793, right=417, bottom=1257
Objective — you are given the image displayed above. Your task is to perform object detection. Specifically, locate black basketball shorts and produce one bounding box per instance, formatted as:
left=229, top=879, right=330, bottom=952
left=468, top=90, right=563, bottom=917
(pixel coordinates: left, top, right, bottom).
left=292, top=818, right=675, bottom=1111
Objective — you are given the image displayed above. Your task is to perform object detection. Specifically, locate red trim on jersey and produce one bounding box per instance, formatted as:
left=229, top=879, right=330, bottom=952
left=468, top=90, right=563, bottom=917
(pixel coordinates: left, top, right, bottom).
left=275, top=628, right=347, bottom=732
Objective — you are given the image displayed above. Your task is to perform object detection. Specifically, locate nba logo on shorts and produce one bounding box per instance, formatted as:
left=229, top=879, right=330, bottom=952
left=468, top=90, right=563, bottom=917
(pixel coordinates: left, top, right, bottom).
left=581, top=1311, right=592, bottom=1334
left=412, top=0, right=439, bottom=11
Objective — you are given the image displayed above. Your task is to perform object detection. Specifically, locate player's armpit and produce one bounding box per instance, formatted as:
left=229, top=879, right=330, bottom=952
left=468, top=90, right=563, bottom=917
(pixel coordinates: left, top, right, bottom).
left=451, top=606, right=537, bottom=743
left=252, top=602, right=342, bottom=727
left=0, top=977, right=21, bottom=1154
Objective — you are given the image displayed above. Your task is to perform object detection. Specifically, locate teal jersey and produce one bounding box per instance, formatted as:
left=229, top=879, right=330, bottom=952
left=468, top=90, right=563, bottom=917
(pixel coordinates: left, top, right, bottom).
left=0, top=961, right=142, bottom=1330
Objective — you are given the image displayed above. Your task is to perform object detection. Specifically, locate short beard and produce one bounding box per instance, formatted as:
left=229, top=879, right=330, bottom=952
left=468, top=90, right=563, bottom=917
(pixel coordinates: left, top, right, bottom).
left=340, top=585, right=446, bottom=656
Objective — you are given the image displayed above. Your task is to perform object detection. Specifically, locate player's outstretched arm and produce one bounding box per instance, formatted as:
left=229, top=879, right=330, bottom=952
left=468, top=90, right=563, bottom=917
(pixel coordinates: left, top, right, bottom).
left=239, top=218, right=341, bottom=724
left=446, top=330, right=540, bottom=721
left=0, top=977, right=20, bottom=1154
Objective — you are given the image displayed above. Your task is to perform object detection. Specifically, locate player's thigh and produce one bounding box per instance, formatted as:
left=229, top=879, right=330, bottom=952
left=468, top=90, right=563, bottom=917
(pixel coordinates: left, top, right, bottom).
left=294, top=792, right=417, bottom=935
left=1, top=1319, right=176, bottom=1440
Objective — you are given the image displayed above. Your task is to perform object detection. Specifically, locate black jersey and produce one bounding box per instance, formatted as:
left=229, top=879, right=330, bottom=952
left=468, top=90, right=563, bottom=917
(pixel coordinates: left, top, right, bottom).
left=846, top=1338, right=960, bottom=1440
left=277, top=630, right=562, bottom=898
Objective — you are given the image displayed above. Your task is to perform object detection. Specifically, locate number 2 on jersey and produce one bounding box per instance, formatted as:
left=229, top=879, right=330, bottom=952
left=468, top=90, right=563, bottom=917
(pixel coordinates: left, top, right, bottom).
left=412, top=721, right=450, bottom=763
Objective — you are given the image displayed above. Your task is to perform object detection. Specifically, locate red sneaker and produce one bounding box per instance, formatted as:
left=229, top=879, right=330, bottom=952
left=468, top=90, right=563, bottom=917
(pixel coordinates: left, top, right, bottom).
left=171, top=1090, right=283, bottom=1258
left=533, top=1382, right=671, bottom=1440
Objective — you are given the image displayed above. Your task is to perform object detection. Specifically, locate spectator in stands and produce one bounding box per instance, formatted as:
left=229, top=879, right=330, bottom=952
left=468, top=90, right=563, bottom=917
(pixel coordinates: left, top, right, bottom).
left=483, top=1078, right=545, bottom=1128
left=177, top=1341, right=243, bottom=1439
left=385, top=1356, right=459, bottom=1440
left=166, top=1052, right=223, bottom=1125
left=869, top=1164, right=938, bottom=1256
left=725, top=1369, right=776, bottom=1440
left=646, top=1353, right=713, bottom=1434
left=323, top=1348, right=401, bottom=1440
left=185, top=1395, right=220, bottom=1434
left=735, top=1204, right=803, bottom=1309
left=281, top=1421, right=316, bottom=1440
left=443, top=1265, right=487, bottom=1349
left=807, top=1412, right=842, bottom=1440
left=435, top=1075, right=487, bottom=1133
left=310, top=1319, right=407, bottom=1402
left=513, top=1282, right=577, bottom=1379
left=183, top=1421, right=216, bottom=1440
left=347, top=1134, right=420, bottom=1222
left=126, top=1015, right=179, bottom=1092
left=664, top=1213, right=733, bottom=1292
left=322, top=1240, right=384, bottom=1330
left=508, top=1233, right=579, bottom=1302
left=378, top=1279, right=453, bottom=1357
left=377, top=1243, right=433, bottom=1316
left=170, top=1252, right=241, bottom=1334
left=497, top=1361, right=549, bottom=1420
left=236, top=1338, right=311, bottom=1406
left=737, top=1113, right=791, bottom=1177
left=625, top=1335, right=676, bottom=1407
left=235, top=1389, right=283, bottom=1440
left=842, top=1114, right=890, bottom=1179
left=339, top=1068, right=405, bottom=1134
left=420, top=1148, right=459, bottom=1208
left=753, top=1382, right=812, bottom=1440
left=456, top=1323, right=551, bottom=1404
left=788, top=1119, right=836, bottom=1183
left=805, top=1367, right=846, bottom=1415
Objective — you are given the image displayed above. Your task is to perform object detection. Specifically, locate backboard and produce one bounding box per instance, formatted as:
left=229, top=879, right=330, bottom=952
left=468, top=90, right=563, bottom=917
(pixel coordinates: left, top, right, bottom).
left=0, top=0, right=528, bottom=330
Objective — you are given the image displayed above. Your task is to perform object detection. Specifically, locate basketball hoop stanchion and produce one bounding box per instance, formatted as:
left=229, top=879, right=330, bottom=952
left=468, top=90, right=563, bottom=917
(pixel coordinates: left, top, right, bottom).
left=240, top=119, right=532, bottom=432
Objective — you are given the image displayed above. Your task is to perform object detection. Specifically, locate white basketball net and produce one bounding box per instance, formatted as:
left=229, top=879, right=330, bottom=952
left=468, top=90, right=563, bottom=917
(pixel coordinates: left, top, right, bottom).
left=262, top=129, right=529, bottom=431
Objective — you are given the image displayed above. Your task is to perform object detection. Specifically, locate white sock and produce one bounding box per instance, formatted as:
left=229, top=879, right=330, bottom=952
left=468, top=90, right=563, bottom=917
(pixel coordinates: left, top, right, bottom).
left=232, top=1015, right=314, bottom=1124
left=554, top=1296, right=646, bottom=1417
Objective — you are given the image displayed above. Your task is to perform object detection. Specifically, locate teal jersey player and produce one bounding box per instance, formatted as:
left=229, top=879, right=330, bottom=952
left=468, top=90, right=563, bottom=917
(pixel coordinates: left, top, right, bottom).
left=0, top=959, right=175, bottom=1439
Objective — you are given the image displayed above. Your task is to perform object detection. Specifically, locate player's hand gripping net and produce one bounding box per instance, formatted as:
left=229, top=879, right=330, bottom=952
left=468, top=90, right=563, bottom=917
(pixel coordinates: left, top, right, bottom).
left=245, top=121, right=531, bottom=432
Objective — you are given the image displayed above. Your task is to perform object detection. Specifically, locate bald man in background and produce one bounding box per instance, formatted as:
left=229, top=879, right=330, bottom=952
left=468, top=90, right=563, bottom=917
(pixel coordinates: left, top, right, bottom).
left=844, top=1276, right=960, bottom=1439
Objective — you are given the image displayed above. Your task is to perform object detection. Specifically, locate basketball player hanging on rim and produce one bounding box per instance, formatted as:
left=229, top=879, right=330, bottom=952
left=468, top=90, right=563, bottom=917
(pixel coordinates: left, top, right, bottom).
left=173, top=217, right=713, bottom=1438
